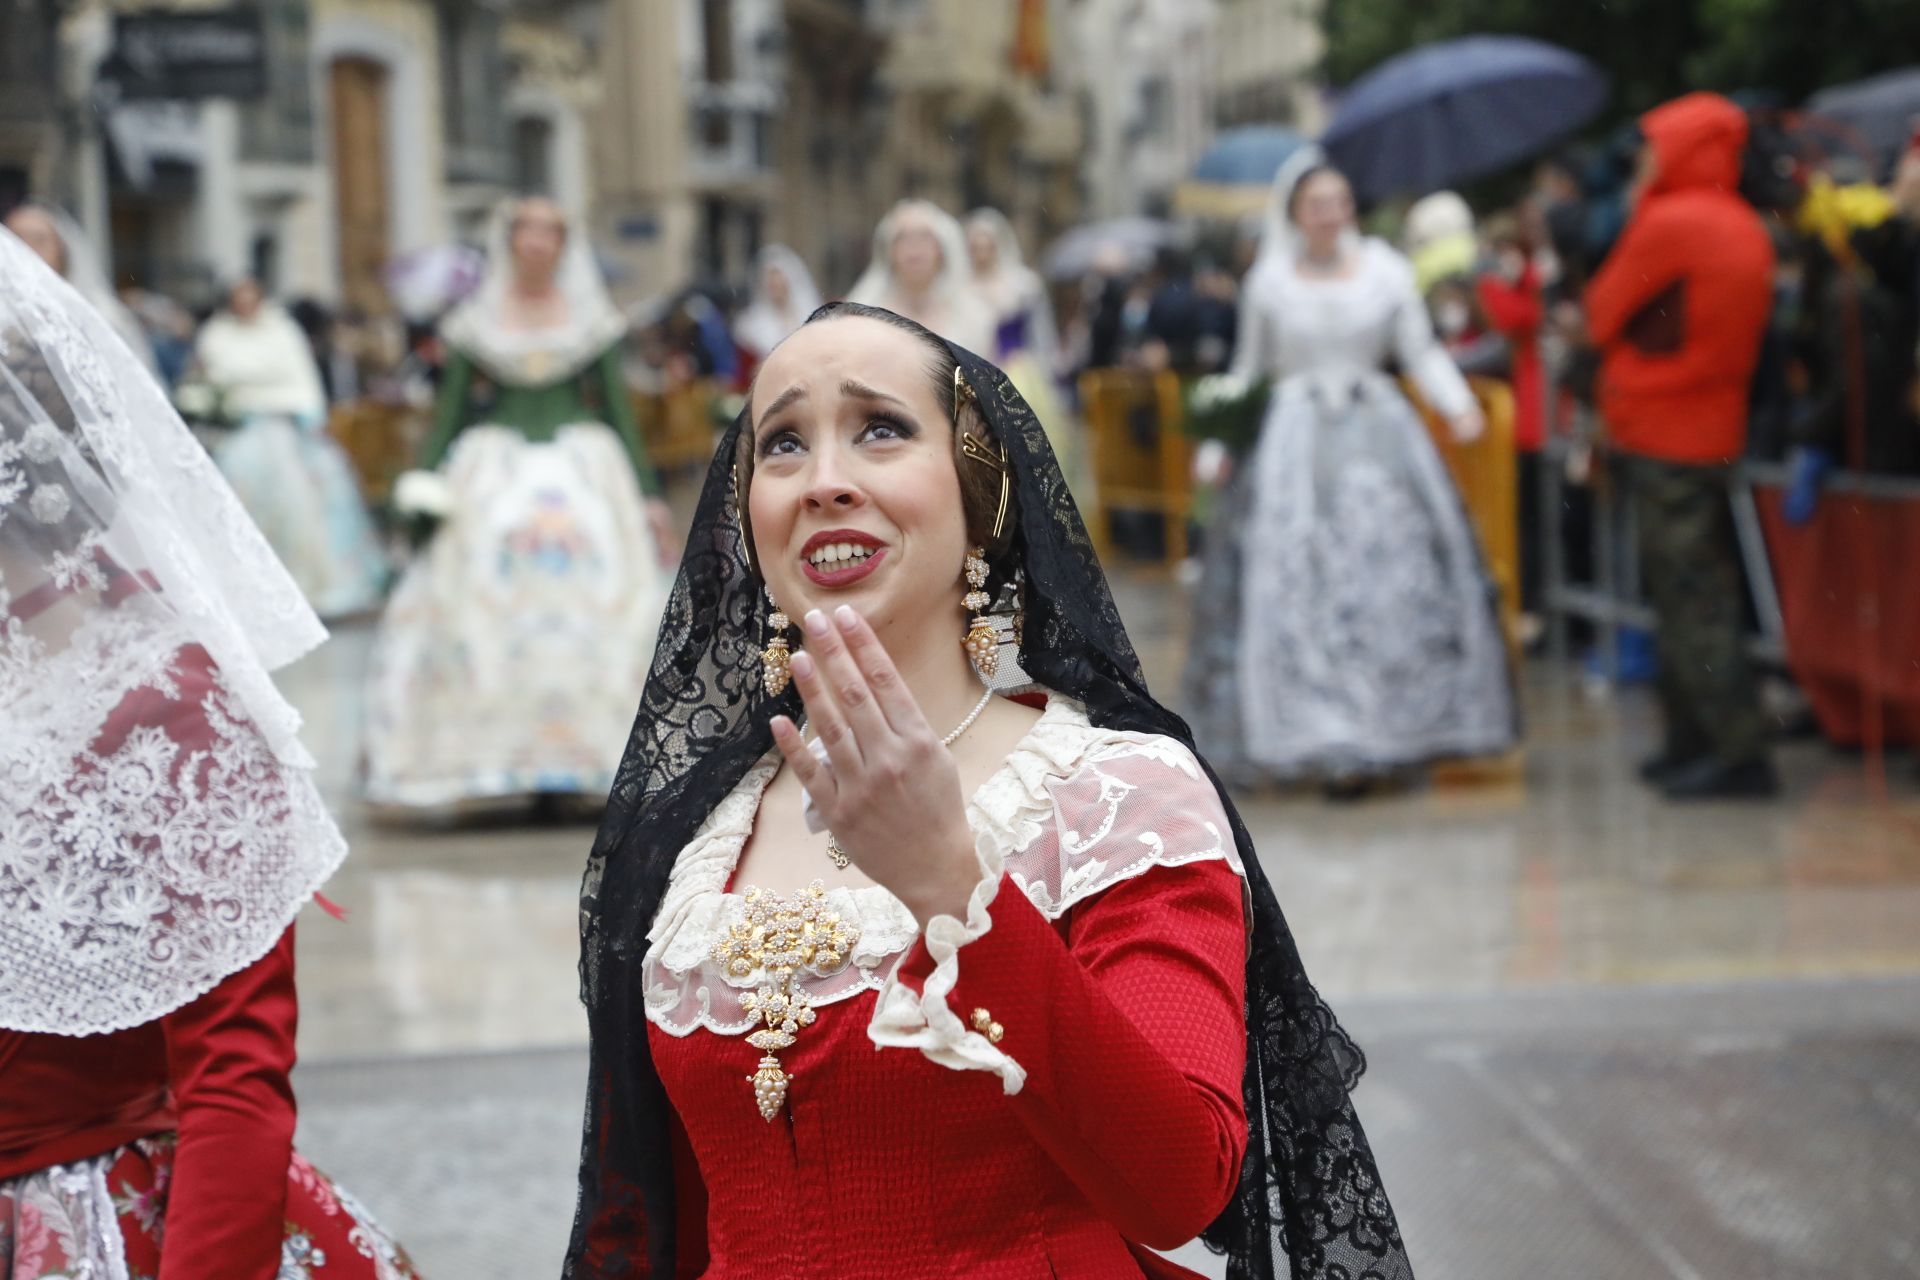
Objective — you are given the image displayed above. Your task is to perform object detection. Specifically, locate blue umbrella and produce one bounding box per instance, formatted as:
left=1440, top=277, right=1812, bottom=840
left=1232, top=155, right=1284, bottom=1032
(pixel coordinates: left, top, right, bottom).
left=1807, top=67, right=1920, bottom=171
left=1177, top=126, right=1311, bottom=219
left=1192, top=125, right=1310, bottom=185
left=1325, top=36, right=1609, bottom=201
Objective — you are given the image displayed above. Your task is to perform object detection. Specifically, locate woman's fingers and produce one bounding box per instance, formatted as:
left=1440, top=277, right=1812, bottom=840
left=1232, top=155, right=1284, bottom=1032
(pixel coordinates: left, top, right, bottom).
left=770, top=715, right=835, bottom=806
left=788, top=645, right=863, bottom=774
left=832, top=606, right=924, bottom=736
left=801, top=608, right=894, bottom=749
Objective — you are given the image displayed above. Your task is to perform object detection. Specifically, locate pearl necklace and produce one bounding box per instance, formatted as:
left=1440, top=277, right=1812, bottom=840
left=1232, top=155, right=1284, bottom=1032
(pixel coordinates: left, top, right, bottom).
left=814, top=681, right=995, bottom=871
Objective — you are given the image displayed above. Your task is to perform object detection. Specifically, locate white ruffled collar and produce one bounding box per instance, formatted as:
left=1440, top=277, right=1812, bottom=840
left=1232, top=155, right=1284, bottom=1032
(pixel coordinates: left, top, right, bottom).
left=642, top=694, right=1131, bottom=1034
left=647, top=695, right=1089, bottom=938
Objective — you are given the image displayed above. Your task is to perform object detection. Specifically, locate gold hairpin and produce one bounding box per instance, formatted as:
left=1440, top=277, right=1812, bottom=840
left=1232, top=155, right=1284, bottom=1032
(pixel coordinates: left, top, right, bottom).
left=951, top=364, right=979, bottom=424
left=960, top=429, right=1011, bottom=542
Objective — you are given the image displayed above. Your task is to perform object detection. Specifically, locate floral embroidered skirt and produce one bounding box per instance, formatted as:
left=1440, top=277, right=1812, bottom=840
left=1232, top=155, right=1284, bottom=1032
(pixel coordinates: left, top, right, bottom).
left=0, top=1135, right=421, bottom=1280
left=1183, top=373, right=1516, bottom=782
left=363, top=423, right=669, bottom=808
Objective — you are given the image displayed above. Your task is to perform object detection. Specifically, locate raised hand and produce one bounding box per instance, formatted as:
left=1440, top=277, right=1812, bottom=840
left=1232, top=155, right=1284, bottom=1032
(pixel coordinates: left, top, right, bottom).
left=769, top=606, right=981, bottom=926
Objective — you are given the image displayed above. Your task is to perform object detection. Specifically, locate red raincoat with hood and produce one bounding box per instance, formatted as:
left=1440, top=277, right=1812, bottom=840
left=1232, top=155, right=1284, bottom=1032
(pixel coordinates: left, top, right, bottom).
left=1585, top=92, right=1776, bottom=464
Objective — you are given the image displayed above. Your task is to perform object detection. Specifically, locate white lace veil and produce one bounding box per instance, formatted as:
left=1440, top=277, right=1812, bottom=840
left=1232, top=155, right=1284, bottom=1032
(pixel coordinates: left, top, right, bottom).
left=440, top=197, right=629, bottom=382
left=0, top=227, right=346, bottom=1036
left=847, top=199, right=996, bottom=353
left=734, top=244, right=822, bottom=358
left=8, top=202, right=160, bottom=378
left=1249, top=143, right=1356, bottom=278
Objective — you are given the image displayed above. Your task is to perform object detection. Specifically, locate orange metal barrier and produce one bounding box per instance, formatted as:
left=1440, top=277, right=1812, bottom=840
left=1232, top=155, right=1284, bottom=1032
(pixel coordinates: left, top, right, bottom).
left=1406, top=376, right=1522, bottom=654
left=636, top=378, right=724, bottom=473
left=1077, top=369, right=1192, bottom=566
left=327, top=399, right=426, bottom=504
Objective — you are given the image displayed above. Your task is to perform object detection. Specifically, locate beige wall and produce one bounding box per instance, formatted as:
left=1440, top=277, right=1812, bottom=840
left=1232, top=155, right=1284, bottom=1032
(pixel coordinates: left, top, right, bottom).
left=1213, top=0, right=1325, bottom=131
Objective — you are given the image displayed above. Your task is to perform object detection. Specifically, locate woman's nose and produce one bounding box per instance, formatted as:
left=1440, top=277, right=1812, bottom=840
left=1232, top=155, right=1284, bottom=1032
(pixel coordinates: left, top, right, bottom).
left=802, top=447, right=864, bottom=510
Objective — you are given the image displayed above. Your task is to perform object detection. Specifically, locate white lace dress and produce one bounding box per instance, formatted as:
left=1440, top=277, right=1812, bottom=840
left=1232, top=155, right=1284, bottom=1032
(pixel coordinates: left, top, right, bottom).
left=1183, top=237, right=1516, bottom=781
left=636, top=696, right=1254, bottom=1277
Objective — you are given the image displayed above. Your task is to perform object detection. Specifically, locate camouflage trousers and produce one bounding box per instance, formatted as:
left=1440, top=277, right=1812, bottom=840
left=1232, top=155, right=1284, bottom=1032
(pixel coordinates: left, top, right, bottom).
left=1632, top=458, right=1770, bottom=765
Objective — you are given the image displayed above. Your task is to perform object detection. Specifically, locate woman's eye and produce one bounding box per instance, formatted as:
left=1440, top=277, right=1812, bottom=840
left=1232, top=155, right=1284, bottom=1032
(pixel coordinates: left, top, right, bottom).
left=860, top=417, right=912, bottom=442
left=760, top=430, right=802, bottom=458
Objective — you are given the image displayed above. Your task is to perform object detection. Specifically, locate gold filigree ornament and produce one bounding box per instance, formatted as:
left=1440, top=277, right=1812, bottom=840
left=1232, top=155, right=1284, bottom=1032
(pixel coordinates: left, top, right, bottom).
left=709, top=881, right=861, bottom=1120
left=962, top=547, right=998, bottom=679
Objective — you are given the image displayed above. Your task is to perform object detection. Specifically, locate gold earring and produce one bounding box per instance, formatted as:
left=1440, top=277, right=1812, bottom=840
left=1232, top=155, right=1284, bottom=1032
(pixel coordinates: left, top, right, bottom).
left=762, top=590, right=793, bottom=696
left=962, top=548, right=997, bottom=679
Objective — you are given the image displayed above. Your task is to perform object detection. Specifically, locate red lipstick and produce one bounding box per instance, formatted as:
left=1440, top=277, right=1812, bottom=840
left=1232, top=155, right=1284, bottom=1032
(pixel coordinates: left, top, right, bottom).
left=799, top=529, right=888, bottom=589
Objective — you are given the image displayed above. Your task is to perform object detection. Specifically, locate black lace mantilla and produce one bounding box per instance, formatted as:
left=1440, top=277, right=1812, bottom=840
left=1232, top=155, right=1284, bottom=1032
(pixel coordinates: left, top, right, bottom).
left=566, top=330, right=1414, bottom=1279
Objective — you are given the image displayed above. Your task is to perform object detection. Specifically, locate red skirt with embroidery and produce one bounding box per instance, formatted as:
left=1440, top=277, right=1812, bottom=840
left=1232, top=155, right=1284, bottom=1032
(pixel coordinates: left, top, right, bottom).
left=0, top=1134, right=421, bottom=1280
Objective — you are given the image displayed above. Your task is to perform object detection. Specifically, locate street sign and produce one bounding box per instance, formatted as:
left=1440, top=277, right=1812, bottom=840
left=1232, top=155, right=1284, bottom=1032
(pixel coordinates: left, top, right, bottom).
left=102, top=9, right=268, bottom=102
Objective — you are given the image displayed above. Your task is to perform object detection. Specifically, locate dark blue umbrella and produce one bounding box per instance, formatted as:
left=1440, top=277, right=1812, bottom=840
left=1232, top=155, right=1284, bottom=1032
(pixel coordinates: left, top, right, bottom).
left=1192, top=125, right=1310, bottom=185
left=1324, top=36, right=1609, bottom=201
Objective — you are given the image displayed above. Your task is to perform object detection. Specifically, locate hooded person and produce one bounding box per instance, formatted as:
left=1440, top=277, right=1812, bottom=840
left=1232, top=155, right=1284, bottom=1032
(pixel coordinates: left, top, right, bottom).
left=1402, top=191, right=1479, bottom=297
left=562, top=299, right=1412, bottom=1279
left=1583, top=92, right=1778, bottom=799
left=365, top=195, right=674, bottom=813
left=3, top=200, right=160, bottom=378
left=1181, top=145, right=1516, bottom=793
left=734, top=244, right=823, bottom=362
left=848, top=199, right=998, bottom=355
left=965, top=207, right=1076, bottom=485
left=191, top=275, right=390, bottom=619
left=0, top=226, right=420, bottom=1280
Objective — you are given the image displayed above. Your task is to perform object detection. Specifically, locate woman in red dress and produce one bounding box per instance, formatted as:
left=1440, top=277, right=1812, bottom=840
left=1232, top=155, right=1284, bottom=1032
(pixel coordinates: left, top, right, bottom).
left=0, top=228, right=419, bottom=1280
left=567, top=301, right=1412, bottom=1278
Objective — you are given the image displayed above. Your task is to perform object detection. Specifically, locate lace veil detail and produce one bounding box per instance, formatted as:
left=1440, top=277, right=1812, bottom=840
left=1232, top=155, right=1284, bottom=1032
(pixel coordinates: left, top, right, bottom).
left=0, top=229, right=345, bottom=1036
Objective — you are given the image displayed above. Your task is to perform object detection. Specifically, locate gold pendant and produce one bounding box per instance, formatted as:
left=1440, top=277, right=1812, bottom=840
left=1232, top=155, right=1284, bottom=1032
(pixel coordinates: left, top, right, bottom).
left=710, top=883, right=859, bottom=1121
left=826, top=835, right=850, bottom=871
left=748, top=1054, right=789, bottom=1120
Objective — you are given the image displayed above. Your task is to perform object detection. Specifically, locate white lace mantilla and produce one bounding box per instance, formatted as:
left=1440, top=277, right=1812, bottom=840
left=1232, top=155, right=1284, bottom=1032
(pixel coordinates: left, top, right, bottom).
left=0, top=596, right=348, bottom=1035
left=643, top=697, right=1244, bottom=1092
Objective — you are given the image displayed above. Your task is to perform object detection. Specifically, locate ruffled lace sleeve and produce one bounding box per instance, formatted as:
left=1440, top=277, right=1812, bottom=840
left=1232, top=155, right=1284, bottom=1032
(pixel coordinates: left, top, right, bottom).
left=869, top=700, right=1246, bottom=1091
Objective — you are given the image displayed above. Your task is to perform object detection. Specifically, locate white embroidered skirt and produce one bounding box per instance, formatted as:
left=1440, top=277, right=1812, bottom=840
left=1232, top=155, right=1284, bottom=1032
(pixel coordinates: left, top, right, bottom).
left=1189, top=372, right=1515, bottom=780
left=362, top=423, right=668, bottom=808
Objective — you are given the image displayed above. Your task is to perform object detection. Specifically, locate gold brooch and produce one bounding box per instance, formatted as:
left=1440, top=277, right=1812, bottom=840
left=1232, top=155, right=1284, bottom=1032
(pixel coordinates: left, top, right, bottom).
left=711, top=881, right=859, bottom=1120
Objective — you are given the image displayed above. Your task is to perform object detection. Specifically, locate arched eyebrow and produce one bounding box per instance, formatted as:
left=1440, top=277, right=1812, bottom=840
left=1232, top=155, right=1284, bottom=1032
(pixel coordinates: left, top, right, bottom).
left=755, top=379, right=912, bottom=436
left=839, top=379, right=910, bottom=412
left=755, top=384, right=807, bottom=435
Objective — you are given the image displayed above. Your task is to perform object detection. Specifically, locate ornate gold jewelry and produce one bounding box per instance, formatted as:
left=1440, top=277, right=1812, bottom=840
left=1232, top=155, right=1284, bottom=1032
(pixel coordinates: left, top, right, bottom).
left=970, top=1006, right=1006, bottom=1045
left=761, top=590, right=792, bottom=697
left=712, top=881, right=860, bottom=1121
left=953, top=366, right=1011, bottom=544
left=962, top=547, right=998, bottom=679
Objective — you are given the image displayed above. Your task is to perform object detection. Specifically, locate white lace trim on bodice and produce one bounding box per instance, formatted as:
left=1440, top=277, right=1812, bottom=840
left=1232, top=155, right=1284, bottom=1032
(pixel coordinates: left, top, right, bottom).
left=643, top=697, right=1245, bottom=1092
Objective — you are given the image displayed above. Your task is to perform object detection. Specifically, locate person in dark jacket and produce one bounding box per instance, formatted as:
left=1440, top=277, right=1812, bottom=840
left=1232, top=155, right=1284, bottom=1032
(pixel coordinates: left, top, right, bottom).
left=1584, top=92, right=1779, bottom=799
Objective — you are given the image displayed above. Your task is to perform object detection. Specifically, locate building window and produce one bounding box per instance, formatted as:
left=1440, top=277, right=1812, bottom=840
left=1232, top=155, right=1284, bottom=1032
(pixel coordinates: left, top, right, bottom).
left=438, top=2, right=506, bottom=183
left=703, top=0, right=735, bottom=83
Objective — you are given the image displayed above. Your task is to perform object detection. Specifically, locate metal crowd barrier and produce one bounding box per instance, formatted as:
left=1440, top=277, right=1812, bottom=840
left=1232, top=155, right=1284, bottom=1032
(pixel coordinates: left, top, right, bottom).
left=1538, top=411, right=1920, bottom=683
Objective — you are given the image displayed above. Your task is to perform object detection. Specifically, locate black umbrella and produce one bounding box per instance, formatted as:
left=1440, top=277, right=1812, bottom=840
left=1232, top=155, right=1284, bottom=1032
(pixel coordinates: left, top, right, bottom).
left=1324, top=35, right=1610, bottom=202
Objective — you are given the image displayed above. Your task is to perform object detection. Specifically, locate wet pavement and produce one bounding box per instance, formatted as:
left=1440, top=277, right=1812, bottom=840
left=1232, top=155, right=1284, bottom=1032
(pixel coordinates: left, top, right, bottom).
left=283, top=564, right=1920, bottom=1279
